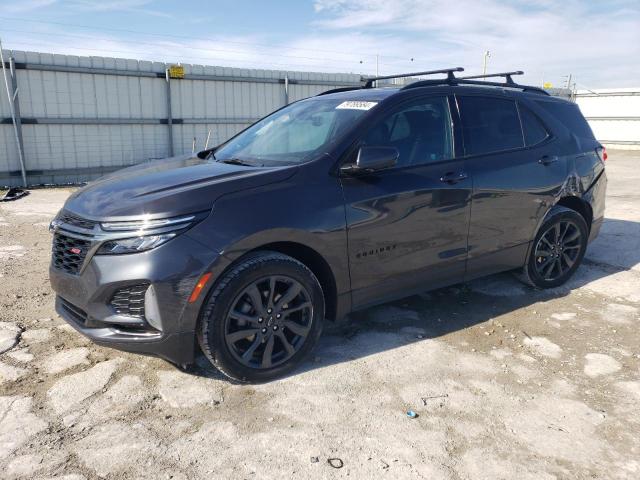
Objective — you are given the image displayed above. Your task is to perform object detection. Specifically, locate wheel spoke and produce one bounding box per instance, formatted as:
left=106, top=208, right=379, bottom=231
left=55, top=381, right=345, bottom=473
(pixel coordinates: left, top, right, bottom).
left=553, top=223, right=561, bottom=243
left=562, top=252, right=575, bottom=269
left=563, top=230, right=581, bottom=243
left=266, top=277, right=276, bottom=309
left=558, top=222, right=570, bottom=242
left=284, top=320, right=310, bottom=337
left=241, top=337, right=261, bottom=361
left=227, top=328, right=260, bottom=344
left=261, top=335, right=275, bottom=368
left=536, top=250, right=551, bottom=258
left=543, top=258, right=556, bottom=279
left=275, top=283, right=302, bottom=310
left=246, top=285, right=266, bottom=316
left=541, top=236, right=554, bottom=249
left=283, top=302, right=312, bottom=316
left=563, top=244, right=580, bottom=250
left=229, top=311, right=260, bottom=326
left=277, top=331, right=296, bottom=356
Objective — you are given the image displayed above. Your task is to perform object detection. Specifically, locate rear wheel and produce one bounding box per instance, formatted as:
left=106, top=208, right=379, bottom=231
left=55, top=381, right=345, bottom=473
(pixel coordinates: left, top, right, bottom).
left=197, top=251, right=324, bottom=383
left=519, top=206, right=588, bottom=288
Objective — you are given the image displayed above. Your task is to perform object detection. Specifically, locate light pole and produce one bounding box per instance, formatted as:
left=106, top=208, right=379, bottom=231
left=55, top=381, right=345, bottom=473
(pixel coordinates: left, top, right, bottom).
left=482, top=50, right=491, bottom=75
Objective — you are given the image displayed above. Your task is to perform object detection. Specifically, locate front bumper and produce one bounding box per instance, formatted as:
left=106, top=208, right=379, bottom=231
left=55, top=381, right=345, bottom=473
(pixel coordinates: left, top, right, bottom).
left=49, top=233, right=223, bottom=366
left=55, top=296, right=197, bottom=365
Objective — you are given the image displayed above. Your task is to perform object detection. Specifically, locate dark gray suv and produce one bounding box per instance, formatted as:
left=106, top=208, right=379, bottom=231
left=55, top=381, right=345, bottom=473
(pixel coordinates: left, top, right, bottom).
left=49, top=68, right=607, bottom=382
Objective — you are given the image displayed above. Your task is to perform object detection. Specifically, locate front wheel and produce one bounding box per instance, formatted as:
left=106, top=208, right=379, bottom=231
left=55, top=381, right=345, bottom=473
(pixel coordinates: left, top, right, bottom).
left=519, top=206, right=589, bottom=288
left=197, top=251, right=324, bottom=383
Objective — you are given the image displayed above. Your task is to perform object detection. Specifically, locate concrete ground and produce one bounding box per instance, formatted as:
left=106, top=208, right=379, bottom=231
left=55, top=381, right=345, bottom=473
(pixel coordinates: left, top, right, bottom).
left=1, top=150, right=638, bottom=480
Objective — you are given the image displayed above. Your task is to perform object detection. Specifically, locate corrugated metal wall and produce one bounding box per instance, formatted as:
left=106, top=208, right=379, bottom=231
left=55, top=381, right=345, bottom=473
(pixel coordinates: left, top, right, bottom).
left=0, top=50, right=362, bottom=186
left=575, top=88, right=640, bottom=150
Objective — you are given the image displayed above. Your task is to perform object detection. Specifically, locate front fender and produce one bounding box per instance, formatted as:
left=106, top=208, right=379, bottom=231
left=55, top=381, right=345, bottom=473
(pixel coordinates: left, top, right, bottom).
left=185, top=171, right=351, bottom=301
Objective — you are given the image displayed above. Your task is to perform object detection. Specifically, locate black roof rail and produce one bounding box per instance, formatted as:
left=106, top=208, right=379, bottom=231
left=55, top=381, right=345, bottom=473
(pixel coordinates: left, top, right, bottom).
left=317, top=68, right=549, bottom=97
left=460, top=71, right=524, bottom=85
left=401, top=77, right=549, bottom=96
left=363, top=67, right=464, bottom=88
left=316, top=86, right=363, bottom=96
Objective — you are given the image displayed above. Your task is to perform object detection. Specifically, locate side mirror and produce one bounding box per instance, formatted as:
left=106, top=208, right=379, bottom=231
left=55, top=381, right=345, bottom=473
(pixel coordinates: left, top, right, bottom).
left=341, top=146, right=399, bottom=175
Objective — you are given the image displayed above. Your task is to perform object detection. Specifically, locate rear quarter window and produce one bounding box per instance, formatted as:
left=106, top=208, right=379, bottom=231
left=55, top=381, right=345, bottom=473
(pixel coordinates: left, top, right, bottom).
left=519, top=105, right=550, bottom=146
left=535, top=100, right=595, bottom=140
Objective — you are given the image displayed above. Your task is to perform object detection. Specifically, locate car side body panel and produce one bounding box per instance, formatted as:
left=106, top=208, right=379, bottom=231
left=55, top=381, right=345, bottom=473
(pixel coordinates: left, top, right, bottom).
left=341, top=159, right=472, bottom=309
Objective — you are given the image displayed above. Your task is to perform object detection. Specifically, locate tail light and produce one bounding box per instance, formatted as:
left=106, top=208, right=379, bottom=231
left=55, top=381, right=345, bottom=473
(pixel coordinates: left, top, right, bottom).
left=596, top=146, right=607, bottom=162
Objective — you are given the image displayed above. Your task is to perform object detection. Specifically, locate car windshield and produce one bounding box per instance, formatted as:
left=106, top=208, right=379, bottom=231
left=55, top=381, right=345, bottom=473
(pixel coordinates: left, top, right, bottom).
left=214, top=97, right=377, bottom=166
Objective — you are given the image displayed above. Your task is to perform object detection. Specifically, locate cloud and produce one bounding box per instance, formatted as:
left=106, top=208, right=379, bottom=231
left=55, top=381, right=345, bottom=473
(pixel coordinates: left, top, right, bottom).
left=2, top=0, right=57, bottom=13
left=1, top=1, right=637, bottom=87
left=68, top=0, right=172, bottom=18
left=311, top=0, right=640, bottom=87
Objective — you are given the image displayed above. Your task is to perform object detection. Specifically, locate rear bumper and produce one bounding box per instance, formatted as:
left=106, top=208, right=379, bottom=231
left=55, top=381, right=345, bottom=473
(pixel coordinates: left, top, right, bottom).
left=49, top=233, right=223, bottom=366
left=587, top=170, right=607, bottom=243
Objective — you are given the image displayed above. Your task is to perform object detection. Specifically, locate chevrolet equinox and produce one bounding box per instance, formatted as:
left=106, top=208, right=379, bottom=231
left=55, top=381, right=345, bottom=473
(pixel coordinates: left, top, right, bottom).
left=49, top=68, right=607, bottom=382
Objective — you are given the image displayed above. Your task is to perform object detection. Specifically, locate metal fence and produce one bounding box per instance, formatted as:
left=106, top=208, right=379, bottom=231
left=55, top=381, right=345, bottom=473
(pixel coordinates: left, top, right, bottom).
left=575, top=88, right=640, bottom=150
left=0, top=50, right=363, bottom=187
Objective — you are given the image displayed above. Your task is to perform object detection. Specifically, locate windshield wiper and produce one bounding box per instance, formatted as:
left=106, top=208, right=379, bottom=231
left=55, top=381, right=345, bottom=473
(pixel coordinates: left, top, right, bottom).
left=219, top=158, right=256, bottom=167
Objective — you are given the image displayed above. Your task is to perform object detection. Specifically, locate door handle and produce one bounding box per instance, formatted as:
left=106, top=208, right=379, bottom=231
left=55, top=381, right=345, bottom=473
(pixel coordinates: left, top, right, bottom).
left=538, top=155, right=559, bottom=166
left=440, top=171, right=468, bottom=184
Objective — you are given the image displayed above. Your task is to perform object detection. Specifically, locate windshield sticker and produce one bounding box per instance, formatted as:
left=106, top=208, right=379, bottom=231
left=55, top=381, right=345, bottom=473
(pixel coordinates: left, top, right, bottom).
left=336, top=101, right=378, bottom=111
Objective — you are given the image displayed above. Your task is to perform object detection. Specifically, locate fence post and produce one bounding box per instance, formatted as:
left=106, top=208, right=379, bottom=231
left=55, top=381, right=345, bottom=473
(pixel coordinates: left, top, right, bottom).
left=9, top=57, right=26, bottom=184
left=165, top=68, right=174, bottom=157
left=0, top=41, right=27, bottom=187
left=284, top=74, right=289, bottom=106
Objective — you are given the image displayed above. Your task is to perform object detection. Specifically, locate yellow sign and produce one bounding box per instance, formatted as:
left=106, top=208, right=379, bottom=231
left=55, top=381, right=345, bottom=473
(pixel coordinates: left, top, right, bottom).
left=543, top=82, right=553, bottom=89
left=168, top=65, right=184, bottom=79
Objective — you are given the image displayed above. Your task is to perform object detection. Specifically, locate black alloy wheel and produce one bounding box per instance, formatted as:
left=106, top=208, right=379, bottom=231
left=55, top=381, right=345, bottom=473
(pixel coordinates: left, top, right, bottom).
left=198, top=251, right=324, bottom=383
left=519, top=206, right=588, bottom=288
left=224, top=275, right=313, bottom=369
left=533, top=220, right=582, bottom=282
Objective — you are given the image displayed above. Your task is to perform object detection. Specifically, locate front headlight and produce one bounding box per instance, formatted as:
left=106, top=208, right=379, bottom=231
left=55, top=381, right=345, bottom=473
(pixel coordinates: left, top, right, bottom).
left=95, top=212, right=208, bottom=255
left=96, top=233, right=177, bottom=255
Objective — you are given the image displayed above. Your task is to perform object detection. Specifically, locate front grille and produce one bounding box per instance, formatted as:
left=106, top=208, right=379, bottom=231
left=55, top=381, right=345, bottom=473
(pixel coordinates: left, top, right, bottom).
left=110, top=284, right=149, bottom=318
left=52, top=234, right=91, bottom=274
left=58, top=211, right=98, bottom=230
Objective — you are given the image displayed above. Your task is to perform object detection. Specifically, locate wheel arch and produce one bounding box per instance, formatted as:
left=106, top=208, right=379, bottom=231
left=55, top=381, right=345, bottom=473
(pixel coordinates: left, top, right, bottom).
left=556, top=196, right=593, bottom=232
left=523, top=196, right=593, bottom=270
left=244, top=242, right=338, bottom=322
left=202, top=239, right=341, bottom=322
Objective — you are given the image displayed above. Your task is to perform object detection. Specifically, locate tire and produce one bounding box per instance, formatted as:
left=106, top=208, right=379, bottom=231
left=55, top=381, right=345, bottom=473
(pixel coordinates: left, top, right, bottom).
left=518, top=206, right=589, bottom=288
left=197, top=251, right=324, bottom=383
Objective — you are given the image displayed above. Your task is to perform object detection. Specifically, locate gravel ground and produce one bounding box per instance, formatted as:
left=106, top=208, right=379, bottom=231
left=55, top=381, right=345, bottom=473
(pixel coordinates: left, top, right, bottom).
left=1, top=150, right=639, bottom=480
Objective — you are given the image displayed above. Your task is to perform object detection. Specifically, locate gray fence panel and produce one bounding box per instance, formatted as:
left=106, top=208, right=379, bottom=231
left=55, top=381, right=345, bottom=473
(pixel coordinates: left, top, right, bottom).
left=1, top=50, right=363, bottom=187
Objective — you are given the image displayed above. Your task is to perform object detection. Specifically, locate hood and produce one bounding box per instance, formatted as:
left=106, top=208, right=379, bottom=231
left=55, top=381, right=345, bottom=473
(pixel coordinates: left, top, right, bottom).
left=63, top=154, right=297, bottom=220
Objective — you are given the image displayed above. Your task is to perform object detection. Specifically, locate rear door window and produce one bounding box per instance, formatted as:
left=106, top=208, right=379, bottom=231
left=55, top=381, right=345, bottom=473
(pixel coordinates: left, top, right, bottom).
left=458, top=96, right=524, bottom=156
left=519, top=105, right=549, bottom=146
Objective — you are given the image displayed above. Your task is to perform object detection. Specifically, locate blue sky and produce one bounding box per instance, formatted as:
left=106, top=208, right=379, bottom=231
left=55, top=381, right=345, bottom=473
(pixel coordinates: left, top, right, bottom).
left=0, top=0, right=638, bottom=88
